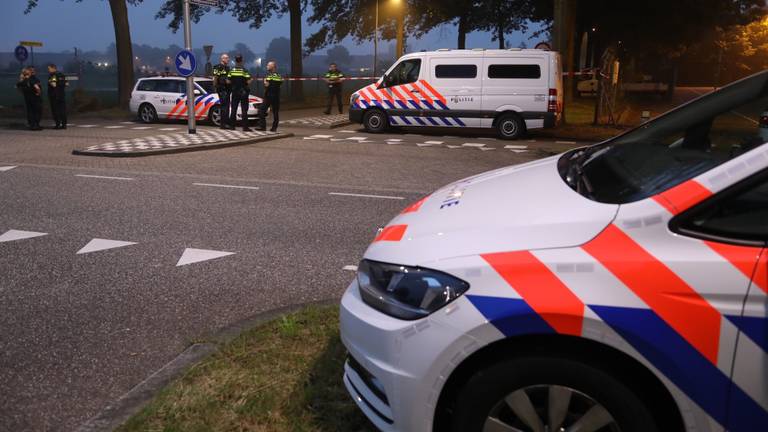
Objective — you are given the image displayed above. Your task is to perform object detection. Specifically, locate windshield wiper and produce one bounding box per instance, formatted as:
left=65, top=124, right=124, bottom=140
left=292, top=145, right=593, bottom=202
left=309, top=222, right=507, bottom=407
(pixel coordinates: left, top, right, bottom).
left=564, top=148, right=596, bottom=197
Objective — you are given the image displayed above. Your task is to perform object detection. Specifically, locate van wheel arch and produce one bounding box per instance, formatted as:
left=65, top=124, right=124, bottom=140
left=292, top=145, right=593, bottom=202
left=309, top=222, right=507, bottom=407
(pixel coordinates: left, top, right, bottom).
left=362, top=108, right=389, bottom=133
left=433, top=334, right=685, bottom=432
left=493, top=111, right=526, bottom=140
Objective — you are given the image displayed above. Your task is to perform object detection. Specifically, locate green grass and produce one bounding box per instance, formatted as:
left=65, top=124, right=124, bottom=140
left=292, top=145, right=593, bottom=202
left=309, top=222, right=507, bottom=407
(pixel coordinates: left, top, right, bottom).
left=118, top=306, right=374, bottom=432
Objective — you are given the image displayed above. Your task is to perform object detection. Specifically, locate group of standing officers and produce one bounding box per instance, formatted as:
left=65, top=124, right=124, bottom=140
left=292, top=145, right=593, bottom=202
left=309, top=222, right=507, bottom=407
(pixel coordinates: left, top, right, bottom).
left=212, top=53, right=346, bottom=132
left=15, top=64, right=68, bottom=131
left=212, top=53, right=283, bottom=132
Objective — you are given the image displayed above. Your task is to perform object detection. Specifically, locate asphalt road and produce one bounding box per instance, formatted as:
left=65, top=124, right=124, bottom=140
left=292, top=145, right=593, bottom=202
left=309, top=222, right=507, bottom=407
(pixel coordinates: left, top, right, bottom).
left=0, top=117, right=585, bottom=431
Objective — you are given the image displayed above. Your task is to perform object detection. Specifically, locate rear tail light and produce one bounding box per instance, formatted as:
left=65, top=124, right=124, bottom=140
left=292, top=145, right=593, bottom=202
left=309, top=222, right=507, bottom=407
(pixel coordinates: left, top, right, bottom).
left=760, top=113, right=768, bottom=127
left=548, top=89, right=559, bottom=113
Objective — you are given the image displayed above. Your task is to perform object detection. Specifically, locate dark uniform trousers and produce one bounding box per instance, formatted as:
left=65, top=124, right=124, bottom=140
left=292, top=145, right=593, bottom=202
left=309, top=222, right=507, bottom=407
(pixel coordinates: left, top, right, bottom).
left=230, top=89, right=250, bottom=129
left=326, top=85, right=343, bottom=114
left=50, top=96, right=67, bottom=127
left=259, top=94, right=280, bottom=131
left=217, top=89, right=231, bottom=127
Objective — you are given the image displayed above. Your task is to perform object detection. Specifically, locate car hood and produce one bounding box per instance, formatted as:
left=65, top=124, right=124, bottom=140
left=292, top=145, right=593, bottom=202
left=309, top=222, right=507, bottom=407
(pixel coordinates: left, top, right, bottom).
left=364, top=155, right=619, bottom=266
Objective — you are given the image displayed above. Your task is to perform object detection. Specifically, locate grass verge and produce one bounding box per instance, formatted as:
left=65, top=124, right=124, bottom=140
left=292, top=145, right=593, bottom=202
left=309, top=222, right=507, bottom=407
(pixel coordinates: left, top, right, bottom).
left=117, top=305, right=374, bottom=432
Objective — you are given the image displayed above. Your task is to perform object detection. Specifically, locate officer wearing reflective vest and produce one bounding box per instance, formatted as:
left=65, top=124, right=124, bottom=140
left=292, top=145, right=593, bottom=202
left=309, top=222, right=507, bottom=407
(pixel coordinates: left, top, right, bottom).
left=47, top=63, right=68, bottom=129
left=227, top=55, right=253, bottom=132
left=323, top=63, right=345, bottom=115
left=212, top=53, right=232, bottom=129
left=257, top=61, right=282, bottom=132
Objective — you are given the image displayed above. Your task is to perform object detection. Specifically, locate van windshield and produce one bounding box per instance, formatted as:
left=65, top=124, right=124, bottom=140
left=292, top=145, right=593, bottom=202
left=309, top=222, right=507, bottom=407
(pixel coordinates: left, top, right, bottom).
left=559, top=72, right=768, bottom=204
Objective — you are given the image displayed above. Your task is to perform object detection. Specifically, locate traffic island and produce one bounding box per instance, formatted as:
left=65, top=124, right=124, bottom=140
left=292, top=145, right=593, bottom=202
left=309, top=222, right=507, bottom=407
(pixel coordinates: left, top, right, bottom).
left=72, top=129, right=293, bottom=157
left=282, top=113, right=351, bottom=129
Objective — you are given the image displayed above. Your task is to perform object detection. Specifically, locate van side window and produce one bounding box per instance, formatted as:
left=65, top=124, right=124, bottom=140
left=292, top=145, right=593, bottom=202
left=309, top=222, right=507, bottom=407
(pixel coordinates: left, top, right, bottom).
left=676, top=174, right=768, bottom=244
left=137, top=80, right=158, bottom=91
left=488, top=64, right=541, bottom=79
left=435, top=64, right=477, bottom=79
left=384, top=59, right=421, bottom=87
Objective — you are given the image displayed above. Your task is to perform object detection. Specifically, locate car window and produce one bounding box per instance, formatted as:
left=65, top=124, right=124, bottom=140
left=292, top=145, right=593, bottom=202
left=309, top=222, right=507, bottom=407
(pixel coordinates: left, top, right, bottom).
left=678, top=173, right=768, bottom=244
left=155, top=80, right=184, bottom=93
left=561, top=72, right=768, bottom=204
left=384, top=59, right=421, bottom=87
left=196, top=81, right=214, bottom=94
left=136, top=80, right=158, bottom=92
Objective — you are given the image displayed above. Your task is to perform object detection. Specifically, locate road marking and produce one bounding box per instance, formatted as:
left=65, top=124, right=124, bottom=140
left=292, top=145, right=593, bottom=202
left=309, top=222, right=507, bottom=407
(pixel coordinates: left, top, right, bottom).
left=424, top=140, right=444, bottom=144
left=556, top=140, right=577, bottom=144
left=131, top=126, right=153, bottom=130
left=193, top=183, right=260, bottom=190
left=308, top=134, right=333, bottom=139
left=0, top=166, right=17, bottom=172
left=0, top=230, right=47, bottom=243
left=462, top=143, right=486, bottom=147
left=159, top=127, right=179, bottom=131
left=480, top=147, right=496, bottom=151
left=120, top=122, right=135, bottom=125
left=446, top=145, right=462, bottom=149
left=75, top=174, right=134, bottom=181
left=504, top=145, right=528, bottom=149
left=328, top=192, right=405, bottom=200
left=511, top=149, right=529, bottom=153
left=343, top=265, right=358, bottom=272
left=77, top=238, right=137, bottom=254
left=176, top=248, right=235, bottom=266
left=417, top=143, right=438, bottom=147
left=77, top=125, right=97, bottom=128
left=105, top=126, right=125, bottom=129
left=346, top=137, right=368, bottom=141
left=339, top=130, right=355, bottom=133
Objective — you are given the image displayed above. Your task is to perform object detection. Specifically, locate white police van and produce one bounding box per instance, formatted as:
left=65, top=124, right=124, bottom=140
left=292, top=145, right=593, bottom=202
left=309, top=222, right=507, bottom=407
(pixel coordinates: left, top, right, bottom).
left=129, top=76, right=262, bottom=126
left=349, top=49, right=563, bottom=139
left=341, top=71, right=768, bottom=431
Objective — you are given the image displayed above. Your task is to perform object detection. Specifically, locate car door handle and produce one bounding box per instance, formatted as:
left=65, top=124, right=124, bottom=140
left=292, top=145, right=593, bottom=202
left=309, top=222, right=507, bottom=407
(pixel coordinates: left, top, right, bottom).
left=411, top=89, right=420, bottom=93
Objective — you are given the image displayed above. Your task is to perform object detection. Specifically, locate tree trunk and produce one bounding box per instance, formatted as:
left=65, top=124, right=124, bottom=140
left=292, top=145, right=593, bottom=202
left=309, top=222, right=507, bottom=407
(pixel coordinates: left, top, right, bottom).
left=497, top=21, right=505, bottom=49
left=457, top=15, right=467, bottom=49
left=288, top=0, right=303, bottom=100
left=108, top=0, right=134, bottom=109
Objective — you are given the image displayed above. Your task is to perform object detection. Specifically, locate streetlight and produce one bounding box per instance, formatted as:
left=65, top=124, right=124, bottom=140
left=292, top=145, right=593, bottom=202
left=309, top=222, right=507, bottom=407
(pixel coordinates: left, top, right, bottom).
left=373, top=0, right=403, bottom=79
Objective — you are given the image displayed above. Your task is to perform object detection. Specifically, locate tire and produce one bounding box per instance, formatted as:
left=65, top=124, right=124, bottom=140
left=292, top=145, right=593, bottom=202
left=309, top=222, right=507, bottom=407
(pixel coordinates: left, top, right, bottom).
left=138, top=103, right=158, bottom=124
left=496, top=113, right=525, bottom=140
left=208, top=105, right=221, bottom=127
left=363, top=109, right=388, bottom=133
left=449, top=357, right=659, bottom=432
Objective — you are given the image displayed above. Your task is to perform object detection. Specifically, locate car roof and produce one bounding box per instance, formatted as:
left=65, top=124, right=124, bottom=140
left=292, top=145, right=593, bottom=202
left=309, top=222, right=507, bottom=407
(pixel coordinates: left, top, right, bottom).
left=138, top=76, right=212, bottom=81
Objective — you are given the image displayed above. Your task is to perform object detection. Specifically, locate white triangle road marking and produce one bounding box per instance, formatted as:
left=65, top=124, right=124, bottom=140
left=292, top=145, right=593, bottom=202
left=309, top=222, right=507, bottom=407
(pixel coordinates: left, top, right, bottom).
left=176, top=248, right=235, bottom=267
left=0, top=166, right=17, bottom=172
left=0, top=230, right=47, bottom=243
left=77, top=238, right=137, bottom=255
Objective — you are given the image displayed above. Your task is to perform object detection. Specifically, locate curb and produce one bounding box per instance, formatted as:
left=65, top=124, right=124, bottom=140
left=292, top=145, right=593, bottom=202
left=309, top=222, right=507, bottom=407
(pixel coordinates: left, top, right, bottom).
left=72, top=132, right=293, bottom=157
left=76, top=299, right=339, bottom=432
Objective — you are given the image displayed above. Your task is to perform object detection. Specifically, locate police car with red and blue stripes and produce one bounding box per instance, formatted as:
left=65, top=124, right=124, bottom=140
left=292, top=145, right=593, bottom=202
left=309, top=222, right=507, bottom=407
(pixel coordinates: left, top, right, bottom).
left=341, top=71, right=768, bottom=431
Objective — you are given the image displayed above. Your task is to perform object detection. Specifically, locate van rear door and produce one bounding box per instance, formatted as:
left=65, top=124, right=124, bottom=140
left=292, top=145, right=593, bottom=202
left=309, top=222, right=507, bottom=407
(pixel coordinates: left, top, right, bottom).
left=481, top=53, right=548, bottom=129
left=426, top=56, right=483, bottom=127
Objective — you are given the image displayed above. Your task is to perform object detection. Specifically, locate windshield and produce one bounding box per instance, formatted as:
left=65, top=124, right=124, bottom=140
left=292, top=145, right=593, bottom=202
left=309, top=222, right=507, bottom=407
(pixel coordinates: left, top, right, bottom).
left=196, top=80, right=215, bottom=94
left=560, top=71, right=768, bottom=204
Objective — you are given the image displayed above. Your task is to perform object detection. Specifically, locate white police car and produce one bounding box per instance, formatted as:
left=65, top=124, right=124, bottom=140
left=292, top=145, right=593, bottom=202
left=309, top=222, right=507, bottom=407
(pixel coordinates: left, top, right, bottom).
left=341, top=71, right=768, bottom=431
left=129, top=76, right=262, bottom=126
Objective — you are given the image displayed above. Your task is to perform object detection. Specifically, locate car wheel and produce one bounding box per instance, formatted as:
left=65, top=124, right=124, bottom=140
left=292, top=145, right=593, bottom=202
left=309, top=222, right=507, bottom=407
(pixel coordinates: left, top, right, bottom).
left=138, top=103, right=158, bottom=124
left=449, top=357, right=659, bottom=432
left=208, top=105, right=221, bottom=127
left=363, top=109, right=388, bottom=133
left=496, top=113, right=525, bottom=140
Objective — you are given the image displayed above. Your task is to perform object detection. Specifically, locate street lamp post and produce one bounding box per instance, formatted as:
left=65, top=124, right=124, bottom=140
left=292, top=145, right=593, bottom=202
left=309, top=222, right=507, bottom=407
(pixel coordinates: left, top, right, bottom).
left=374, top=0, right=379, bottom=79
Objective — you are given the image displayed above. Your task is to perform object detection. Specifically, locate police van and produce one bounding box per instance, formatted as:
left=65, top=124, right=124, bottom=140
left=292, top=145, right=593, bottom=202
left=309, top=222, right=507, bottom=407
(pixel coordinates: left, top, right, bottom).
left=349, top=49, right=563, bottom=139
left=341, top=71, right=768, bottom=431
left=129, top=76, right=262, bottom=126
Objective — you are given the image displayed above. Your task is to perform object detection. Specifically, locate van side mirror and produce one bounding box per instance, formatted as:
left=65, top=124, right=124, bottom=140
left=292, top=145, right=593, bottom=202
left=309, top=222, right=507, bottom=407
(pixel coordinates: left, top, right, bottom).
left=193, top=89, right=202, bottom=95
left=377, top=76, right=387, bottom=89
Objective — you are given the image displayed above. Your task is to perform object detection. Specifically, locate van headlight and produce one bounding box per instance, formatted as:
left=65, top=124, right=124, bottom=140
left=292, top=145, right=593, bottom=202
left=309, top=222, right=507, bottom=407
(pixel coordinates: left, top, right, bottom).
left=357, top=259, right=470, bottom=320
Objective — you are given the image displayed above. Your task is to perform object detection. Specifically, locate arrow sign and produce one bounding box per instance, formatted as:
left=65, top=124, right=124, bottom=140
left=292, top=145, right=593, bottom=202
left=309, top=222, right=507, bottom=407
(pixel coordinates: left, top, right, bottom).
left=14, top=46, right=28, bottom=63
left=174, top=49, right=197, bottom=77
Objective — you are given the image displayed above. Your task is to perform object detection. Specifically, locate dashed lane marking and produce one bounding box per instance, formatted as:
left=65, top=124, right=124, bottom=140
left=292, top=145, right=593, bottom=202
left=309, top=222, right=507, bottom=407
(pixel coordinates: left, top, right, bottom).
left=480, top=147, right=496, bottom=151
left=75, top=174, right=135, bottom=181
left=193, top=183, right=260, bottom=190
left=504, top=145, right=528, bottom=149
left=120, top=122, right=135, bottom=125
left=176, top=248, right=235, bottom=267
left=77, top=125, right=97, bottom=128
left=339, top=130, right=356, bottom=133
left=446, top=145, right=462, bottom=149
left=343, top=265, right=358, bottom=272
left=159, top=128, right=180, bottom=131
left=328, top=192, right=405, bottom=200
left=0, top=230, right=47, bottom=243
left=0, top=166, right=17, bottom=172
left=104, top=126, right=125, bottom=129
left=511, top=149, right=529, bottom=153
left=131, top=126, right=153, bottom=130
left=462, top=143, right=486, bottom=147
left=424, top=140, right=444, bottom=144
left=77, top=238, right=137, bottom=254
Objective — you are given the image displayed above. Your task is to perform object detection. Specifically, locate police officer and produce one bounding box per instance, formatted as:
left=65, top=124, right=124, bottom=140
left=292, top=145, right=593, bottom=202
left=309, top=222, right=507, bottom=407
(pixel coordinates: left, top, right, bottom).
left=227, top=55, right=253, bottom=132
left=323, top=63, right=345, bottom=115
left=257, top=61, right=282, bottom=132
left=47, top=63, right=68, bottom=129
left=16, top=67, right=43, bottom=130
left=212, top=53, right=232, bottom=129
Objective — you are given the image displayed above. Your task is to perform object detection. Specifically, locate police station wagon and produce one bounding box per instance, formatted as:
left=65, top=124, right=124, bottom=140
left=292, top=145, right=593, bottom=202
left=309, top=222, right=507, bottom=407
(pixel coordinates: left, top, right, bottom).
left=341, top=71, right=768, bottom=431
left=129, top=76, right=261, bottom=126
left=349, top=49, right=563, bottom=139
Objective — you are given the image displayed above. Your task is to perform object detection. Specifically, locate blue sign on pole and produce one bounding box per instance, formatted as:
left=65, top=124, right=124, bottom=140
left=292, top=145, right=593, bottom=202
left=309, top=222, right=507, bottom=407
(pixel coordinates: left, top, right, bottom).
left=14, top=45, right=29, bottom=63
left=174, top=49, right=196, bottom=77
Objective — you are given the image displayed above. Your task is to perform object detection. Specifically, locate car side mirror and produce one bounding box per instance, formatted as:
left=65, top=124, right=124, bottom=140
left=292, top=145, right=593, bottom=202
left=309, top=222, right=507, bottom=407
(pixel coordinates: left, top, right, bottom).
left=193, top=89, right=202, bottom=95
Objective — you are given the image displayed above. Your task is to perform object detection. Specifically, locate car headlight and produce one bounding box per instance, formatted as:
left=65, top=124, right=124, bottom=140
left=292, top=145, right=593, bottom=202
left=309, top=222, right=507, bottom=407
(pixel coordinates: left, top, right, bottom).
left=357, top=259, right=470, bottom=320
left=350, top=93, right=360, bottom=105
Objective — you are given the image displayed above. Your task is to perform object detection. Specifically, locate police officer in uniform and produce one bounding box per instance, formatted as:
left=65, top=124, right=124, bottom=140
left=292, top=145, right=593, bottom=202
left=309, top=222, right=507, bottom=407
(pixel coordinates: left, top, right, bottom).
left=323, top=63, right=345, bottom=115
left=227, top=55, right=253, bottom=132
left=212, top=53, right=232, bottom=129
left=258, top=61, right=283, bottom=132
left=16, top=67, right=43, bottom=130
left=47, top=63, right=68, bottom=129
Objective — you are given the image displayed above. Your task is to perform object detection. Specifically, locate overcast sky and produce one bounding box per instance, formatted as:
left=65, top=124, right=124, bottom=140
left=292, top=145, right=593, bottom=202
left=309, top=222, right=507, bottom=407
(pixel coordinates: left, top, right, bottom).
left=1, top=0, right=541, bottom=56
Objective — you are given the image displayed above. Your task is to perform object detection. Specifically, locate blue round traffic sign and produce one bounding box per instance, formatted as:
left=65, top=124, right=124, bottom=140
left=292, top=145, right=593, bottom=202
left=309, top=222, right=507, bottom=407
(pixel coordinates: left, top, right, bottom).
left=174, top=49, right=197, bottom=77
left=14, top=45, right=29, bottom=63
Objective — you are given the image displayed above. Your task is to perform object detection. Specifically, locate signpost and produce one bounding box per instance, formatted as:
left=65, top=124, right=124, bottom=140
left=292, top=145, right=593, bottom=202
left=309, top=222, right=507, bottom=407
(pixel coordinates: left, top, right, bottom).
left=177, top=0, right=217, bottom=134
left=20, top=41, right=43, bottom=66
left=203, top=44, right=214, bottom=76
left=14, top=45, right=29, bottom=64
